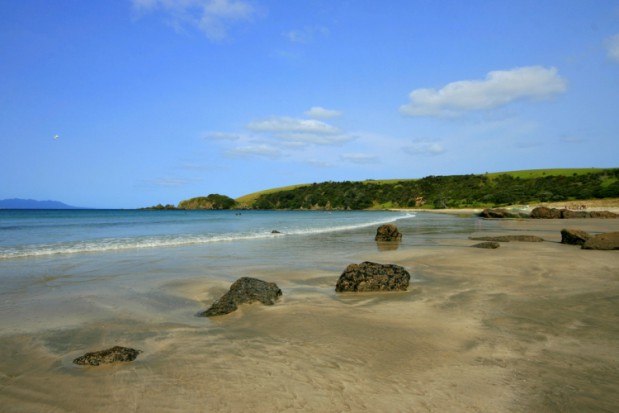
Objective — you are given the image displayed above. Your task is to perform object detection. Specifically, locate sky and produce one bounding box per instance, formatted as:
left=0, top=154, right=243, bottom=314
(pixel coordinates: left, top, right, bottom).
left=1, top=0, right=618, bottom=208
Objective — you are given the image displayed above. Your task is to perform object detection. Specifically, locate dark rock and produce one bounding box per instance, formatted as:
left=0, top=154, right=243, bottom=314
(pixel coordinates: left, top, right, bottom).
left=374, top=224, right=402, bottom=241
left=561, top=209, right=590, bottom=219
left=471, top=241, right=501, bottom=249
left=199, top=277, right=282, bottom=317
left=582, top=232, right=619, bottom=250
left=530, top=207, right=562, bottom=219
left=469, top=235, right=545, bottom=242
left=588, top=211, right=619, bottom=219
left=335, top=261, right=410, bottom=292
left=271, top=230, right=281, bottom=233
left=560, top=228, right=591, bottom=245
left=73, top=346, right=142, bottom=366
left=478, top=208, right=528, bottom=219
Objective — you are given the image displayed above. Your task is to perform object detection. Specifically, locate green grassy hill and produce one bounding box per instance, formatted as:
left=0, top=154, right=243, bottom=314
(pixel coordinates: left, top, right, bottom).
left=234, top=168, right=619, bottom=210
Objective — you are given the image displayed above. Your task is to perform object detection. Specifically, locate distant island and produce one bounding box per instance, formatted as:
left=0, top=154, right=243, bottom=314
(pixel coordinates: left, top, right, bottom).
left=0, top=198, right=82, bottom=209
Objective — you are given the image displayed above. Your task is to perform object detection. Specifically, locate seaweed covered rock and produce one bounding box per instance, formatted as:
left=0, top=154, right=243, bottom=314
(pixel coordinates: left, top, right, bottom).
left=530, top=207, right=563, bottom=219
left=73, top=346, right=142, bottom=366
left=375, top=224, right=402, bottom=242
left=335, top=261, right=410, bottom=292
left=471, top=241, right=501, bottom=249
left=582, top=232, right=619, bottom=250
left=479, top=208, right=528, bottom=219
left=560, top=228, right=591, bottom=246
left=469, top=235, right=545, bottom=242
left=199, top=277, right=282, bottom=317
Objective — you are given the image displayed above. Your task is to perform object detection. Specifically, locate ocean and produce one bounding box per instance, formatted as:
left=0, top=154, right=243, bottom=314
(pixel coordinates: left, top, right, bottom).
left=0, top=209, right=493, bottom=412
left=0, top=209, right=482, bottom=333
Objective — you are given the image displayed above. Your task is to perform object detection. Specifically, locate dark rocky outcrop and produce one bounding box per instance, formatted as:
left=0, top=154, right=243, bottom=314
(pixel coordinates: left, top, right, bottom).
left=479, top=208, right=528, bottom=219
left=582, top=232, right=619, bottom=250
left=530, top=207, right=563, bottom=219
left=471, top=241, right=501, bottom=249
left=560, top=228, right=591, bottom=246
left=73, top=346, right=142, bottom=366
left=199, top=277, right=282, bottom=317
left=561, top=210, right=589, bottom=219
left=530, top=207, right=618, bottom=219
left=469, top=235, right=545, bottom=242
left=589, top=211, right=619, bottom=219
left=374, top=224, right=402, bottom=242
left=335, top=261, right=410, bottom=292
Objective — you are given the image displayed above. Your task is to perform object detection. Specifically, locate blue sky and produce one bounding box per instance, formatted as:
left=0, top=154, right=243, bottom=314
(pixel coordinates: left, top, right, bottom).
left=1, top=0, right=618, bottom=208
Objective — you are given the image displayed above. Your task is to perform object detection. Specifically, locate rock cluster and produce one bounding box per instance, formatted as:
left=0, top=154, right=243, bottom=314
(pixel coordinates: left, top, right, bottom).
left=199, top=277, right=282, bottom=317
left=335, top=261, right=410, bottom=292
left=530, top=207, right=618, bottom=219
left=73, top=346, right=142, bottom=366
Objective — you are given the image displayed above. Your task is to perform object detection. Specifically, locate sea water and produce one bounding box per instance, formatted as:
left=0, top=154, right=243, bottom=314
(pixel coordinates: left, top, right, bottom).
left=0, top=209, right=482, bottom=336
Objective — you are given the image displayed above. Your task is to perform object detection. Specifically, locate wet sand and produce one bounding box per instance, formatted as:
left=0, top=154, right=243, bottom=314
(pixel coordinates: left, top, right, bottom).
left=1, top=218, right=618, bottom=412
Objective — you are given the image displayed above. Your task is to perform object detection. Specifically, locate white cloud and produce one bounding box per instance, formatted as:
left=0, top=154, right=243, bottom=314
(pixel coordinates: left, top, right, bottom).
left=402, top=141, right=445, bottom=156
left=606, top=33, right=619, bottom=63
left=340, top=153, right=379, bottom=164
left=132, top=0, right=258, bottom=41
left=400, top=66, right=567, bottom=117
left=226, top=144, right=281, bottom=159
left=247, top=117, right=339, bottom=134
left=305, top=106, right=342, bottom=119
left=246, top=117, right=352, bottom=145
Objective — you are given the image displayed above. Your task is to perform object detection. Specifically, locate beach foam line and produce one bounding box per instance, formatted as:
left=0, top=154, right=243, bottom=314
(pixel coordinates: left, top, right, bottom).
left=0, top=213, right=416, bottom=259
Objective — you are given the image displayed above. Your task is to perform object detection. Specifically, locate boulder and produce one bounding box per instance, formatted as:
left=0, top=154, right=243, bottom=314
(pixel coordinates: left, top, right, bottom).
left=478, top=208, right=527, bottom=219
left=73, top=346, right=142, bottom=366
left=374, top=224, right=402, bottom=241
left=469, top=235, right=545, bottom=242
left=199, top=277, right=282, bottom=317
left=530, top=207, right=562, bottom=219
left=471, top=241, right=501, bottom=249
left=588, top=211, right=619, bottom=219
left=582, top=232, right=619, bottom=250
left=335, top=261, right=410, bottom=292
left=561, top=209, right=589, bottom=219
left=560, top=228, right=591, bottom=245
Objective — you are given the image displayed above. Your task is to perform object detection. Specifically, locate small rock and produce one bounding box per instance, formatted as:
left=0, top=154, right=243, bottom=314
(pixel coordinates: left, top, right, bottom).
left=582, top=232, right=619, bottom=250
left=478, top=208, right=527, bottom=219
left=469, top=235, right=544, bottom=242
left=375, top=224, right=402, bottom=242
left=73, top=346, right=142, bottom=366
left=335, top=261, right=410, bottom=292
left=199, top=277, right=282, bottom=317
left=471, top=241, right=501, bottom=249
left=560, top=228, right=591, bottom=245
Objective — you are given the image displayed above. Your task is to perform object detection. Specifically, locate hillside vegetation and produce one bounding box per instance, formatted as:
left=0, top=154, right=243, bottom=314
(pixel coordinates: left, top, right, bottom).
left=242, top=168, right=619, bottom=210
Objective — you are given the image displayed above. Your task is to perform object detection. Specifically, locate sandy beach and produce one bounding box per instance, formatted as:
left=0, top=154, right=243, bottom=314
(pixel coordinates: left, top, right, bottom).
left=1, top=215, right=618, bottom=412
